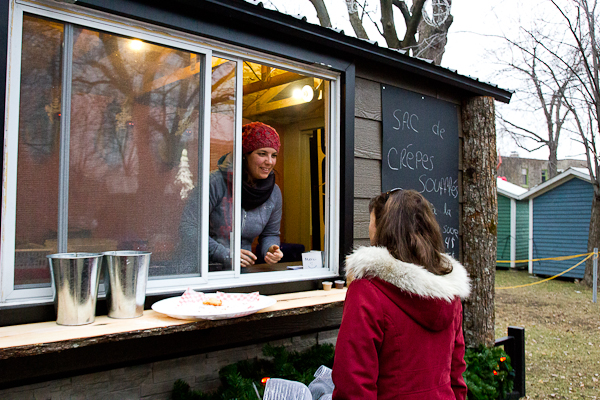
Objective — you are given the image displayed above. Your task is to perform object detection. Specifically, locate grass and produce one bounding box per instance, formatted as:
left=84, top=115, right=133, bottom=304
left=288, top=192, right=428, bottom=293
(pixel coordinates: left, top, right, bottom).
left=494, top=269, right=600, bottom=399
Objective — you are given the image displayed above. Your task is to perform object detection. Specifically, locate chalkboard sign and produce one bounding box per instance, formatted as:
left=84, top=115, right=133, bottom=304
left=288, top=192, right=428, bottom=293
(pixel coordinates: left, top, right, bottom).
left=381, top=85, right=459, bottom=257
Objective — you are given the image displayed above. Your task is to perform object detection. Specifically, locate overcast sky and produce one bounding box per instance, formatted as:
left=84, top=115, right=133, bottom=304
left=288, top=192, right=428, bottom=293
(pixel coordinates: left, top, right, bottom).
left=256, top=0, right=586, bottom=161
left=443, top=0, right=585, bottom=160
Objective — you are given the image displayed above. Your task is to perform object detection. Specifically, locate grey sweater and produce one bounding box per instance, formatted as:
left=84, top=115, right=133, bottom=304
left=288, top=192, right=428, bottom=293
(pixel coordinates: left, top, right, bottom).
left=179, top=153, right=282, bottom=265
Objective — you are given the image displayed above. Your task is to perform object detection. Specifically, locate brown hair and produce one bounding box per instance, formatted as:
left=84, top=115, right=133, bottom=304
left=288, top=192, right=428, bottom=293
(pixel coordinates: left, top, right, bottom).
left=368, top=192, right=388, bottom=226
left=370, top=189, right=452, bottom=276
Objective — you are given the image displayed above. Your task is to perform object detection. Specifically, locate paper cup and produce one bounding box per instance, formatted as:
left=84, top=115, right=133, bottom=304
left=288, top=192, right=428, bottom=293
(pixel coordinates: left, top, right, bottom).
left=334, top=280, right=345, bottom=289
left=322, top=281, right=332, bottom=291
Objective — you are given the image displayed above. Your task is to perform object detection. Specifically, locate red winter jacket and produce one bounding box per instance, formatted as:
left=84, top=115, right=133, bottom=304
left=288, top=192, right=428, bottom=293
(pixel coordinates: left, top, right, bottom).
left=332, top=246, right=471, bottom=400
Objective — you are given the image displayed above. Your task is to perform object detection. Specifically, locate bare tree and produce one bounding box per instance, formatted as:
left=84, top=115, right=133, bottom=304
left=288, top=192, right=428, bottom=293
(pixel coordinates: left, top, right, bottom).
left=510, top=0, right=600, bottom=286
left=490, top=0, right=600, bottom=286
left=545, top=0, right=600, bottom=287
left=497, top=25, right=576, bottom=178
left=302, top=0, right=453, bottom=65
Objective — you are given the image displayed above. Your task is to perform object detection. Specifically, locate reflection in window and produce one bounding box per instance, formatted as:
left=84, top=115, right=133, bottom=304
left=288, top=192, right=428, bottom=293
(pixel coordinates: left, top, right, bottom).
left=14, top=15, right=205, bottom=286
left=205, top=57, right=237, bottom=271
left=67, top=29, right=203, bottom=278
left=12, top=15, right=332, bottom=287
left=14, top=15, right=63, bottom=288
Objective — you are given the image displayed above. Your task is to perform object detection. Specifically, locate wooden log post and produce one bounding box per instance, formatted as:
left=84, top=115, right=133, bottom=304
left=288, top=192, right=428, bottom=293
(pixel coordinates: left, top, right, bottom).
left=461, top=96, right=498, bottom=348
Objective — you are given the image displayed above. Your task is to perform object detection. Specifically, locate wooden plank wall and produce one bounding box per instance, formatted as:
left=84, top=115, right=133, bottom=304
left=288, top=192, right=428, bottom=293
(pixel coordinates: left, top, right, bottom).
left=515, top=200, right=529, bottom=268
left=354, top=78, right=383, bottom=247
left=532, top=178, right=592, bottom=278
left=496, top=195, right=512, bottom=266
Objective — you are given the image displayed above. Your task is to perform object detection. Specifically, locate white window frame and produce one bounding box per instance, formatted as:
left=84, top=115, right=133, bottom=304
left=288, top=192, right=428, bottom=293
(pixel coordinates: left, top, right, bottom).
left=1, top=0, right=341, bottom=307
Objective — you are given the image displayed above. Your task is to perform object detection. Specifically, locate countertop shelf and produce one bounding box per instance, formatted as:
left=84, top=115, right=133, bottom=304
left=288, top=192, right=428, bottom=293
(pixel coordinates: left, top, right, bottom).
left=0, top=288, right=347, bottom=360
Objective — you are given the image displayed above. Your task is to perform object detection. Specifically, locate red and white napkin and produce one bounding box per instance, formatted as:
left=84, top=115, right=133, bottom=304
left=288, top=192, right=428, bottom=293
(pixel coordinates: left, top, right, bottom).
left=217, top=291, right=260, bottom=303
left=178, top=288, right=259, bottom=307
left=178, top=288, right=209, bottom=306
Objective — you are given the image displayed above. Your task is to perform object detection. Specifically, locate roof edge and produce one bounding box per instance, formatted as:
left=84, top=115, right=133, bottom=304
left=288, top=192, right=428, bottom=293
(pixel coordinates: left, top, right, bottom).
left=177, top=0, right=513, bottom=103
left=497, top=188, right=518, bottom=198
left=518, top=167, right=591, bottom=200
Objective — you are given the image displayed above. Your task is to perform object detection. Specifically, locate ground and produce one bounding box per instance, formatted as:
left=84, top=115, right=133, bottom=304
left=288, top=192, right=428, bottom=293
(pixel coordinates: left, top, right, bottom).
left=495, top=269, right=600, bottom=399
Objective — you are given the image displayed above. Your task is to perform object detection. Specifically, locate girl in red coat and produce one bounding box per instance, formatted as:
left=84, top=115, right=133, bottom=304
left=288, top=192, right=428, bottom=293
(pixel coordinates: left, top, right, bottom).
left=332, top=189, right=470, bottom=400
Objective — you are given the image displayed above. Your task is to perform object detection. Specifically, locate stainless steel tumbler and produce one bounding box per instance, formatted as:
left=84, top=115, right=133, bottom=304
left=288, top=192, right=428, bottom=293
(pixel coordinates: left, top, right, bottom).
left=47, top=252, right=103, bottom=326
left=103, top=251, right=151, bottom=318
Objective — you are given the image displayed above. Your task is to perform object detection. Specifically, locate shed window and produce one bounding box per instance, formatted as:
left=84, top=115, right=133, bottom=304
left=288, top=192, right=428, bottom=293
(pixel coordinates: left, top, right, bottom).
left=1, top=5, right=340, bottom=306
left=521, top=168, right=528, bottom=186
left=541, top=169, right=548, bottom=183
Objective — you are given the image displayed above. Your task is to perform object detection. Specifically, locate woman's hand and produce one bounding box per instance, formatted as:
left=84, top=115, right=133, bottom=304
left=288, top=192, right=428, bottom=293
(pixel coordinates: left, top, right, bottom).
left=240, top=249, right=257, bottom=267
left=264, top=245, right=283, bottom=264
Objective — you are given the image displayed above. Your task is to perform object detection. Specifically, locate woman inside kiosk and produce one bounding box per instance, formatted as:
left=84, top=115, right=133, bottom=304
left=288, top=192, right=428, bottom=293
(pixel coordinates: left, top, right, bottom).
left=179, top=122, right=284, bottom=270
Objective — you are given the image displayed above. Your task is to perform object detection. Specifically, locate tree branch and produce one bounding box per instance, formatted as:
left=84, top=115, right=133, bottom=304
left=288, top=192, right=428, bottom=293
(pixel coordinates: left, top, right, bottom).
left=309, top=0, right=332, bottom=28
left=400, top=0, right=426, bottom=49
left=346, top=0, right=370, bottom=39
left=392, top=0, right=410, bottom=23
left=380, top=0, right=400, bottom=48
left=500, top=115, right=548, bottom=143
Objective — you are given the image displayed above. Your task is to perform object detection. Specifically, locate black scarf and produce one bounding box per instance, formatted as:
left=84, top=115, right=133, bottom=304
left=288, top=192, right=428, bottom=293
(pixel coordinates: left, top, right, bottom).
left=242, top=172, right=275, bottom=210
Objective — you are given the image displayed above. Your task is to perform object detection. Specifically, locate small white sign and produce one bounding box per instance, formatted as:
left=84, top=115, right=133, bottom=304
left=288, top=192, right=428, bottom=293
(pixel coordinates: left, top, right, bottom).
left=302, top=251, right=323, bottom=269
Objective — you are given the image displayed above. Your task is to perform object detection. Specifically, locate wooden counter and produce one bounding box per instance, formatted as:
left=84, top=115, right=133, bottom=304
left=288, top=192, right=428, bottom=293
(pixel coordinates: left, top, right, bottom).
left=0, top=288, right=347, bottom=357
left=0, top=288, right=346, bottom=389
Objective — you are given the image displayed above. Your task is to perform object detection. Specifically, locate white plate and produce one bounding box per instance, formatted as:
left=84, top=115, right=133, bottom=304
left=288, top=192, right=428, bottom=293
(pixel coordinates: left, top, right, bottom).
left=151, top=294, right=277, bottom=321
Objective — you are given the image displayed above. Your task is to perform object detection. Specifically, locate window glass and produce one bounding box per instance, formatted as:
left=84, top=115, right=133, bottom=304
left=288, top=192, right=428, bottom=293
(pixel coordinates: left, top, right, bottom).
left=13, top=15, right=217, bottom=290
left=239, top=62, right=328, bottom=273
left=65, top=27, right=202, bottom=278
left=14, top=16, right=64, bottom=289
left=8, top=10, right=338, bottom=299
left=207, top=57, right=237, bottom=271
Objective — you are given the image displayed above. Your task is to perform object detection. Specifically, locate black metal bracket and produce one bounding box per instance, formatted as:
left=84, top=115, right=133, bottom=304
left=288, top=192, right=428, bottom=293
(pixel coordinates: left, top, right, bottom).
left=494, top=326, right=526, bottom=399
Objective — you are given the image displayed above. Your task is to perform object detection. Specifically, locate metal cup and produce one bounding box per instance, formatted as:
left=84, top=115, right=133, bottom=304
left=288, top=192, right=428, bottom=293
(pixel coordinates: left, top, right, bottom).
left=47, top=252, right=103, bottom=326
left=103, top=251, right=151, bottom=319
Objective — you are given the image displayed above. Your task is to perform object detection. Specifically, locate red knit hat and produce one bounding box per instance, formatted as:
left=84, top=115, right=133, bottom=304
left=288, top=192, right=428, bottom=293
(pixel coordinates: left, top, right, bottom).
left=242, top=122, right=280, bottom=154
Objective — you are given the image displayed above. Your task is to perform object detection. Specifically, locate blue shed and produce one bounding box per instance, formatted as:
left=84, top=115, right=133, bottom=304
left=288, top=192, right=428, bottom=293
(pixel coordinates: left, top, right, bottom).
left=524, top=168, right=593, bottom=279
left=497, top=178, right=528, bottom=269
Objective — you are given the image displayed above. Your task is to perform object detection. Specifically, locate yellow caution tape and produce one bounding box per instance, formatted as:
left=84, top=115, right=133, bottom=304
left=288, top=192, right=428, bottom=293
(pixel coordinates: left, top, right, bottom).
left=496, top=252, right=593, bottom=263
left=496, top=252, right=595, bottom=290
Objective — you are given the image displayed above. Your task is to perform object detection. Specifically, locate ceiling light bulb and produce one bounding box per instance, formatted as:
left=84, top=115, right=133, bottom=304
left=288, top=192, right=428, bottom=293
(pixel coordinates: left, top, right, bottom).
left=129, top=39, right=143, bottom=51
left=293, top=88, right=303, bottom=99
left=301, top=85, right=314, bottom=102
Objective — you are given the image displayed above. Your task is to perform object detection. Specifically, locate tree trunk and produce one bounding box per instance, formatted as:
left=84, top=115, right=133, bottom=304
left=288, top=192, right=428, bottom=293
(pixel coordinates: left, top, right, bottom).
left=461, top=96, right=498, bottom=348
left=548, top=141, right=558, bottom=178
left=583, top=184, right=600, bottom=287
left=415, top=0, right=452, bottom=65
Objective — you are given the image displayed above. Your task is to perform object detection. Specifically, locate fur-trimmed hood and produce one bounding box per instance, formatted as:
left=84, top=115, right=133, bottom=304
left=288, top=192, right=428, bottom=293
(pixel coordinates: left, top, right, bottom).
left=345, top=246, right=471, bottom=332
left=346, top=246, right=471, bottom=301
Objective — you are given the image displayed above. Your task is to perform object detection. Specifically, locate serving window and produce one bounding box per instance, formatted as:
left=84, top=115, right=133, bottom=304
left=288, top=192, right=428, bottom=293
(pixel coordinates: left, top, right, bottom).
left=1, top=2, right=340, bottom=306
left=205, top=58, right=331, bottom=274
